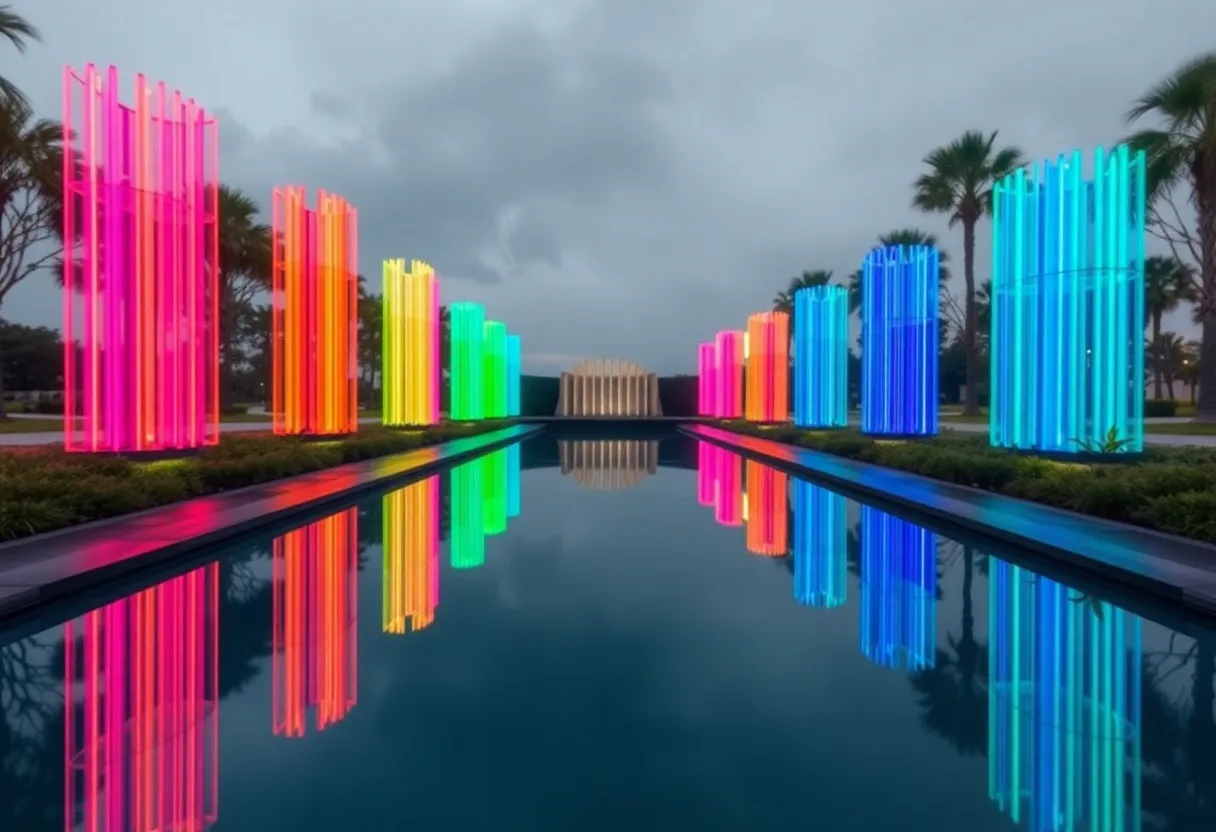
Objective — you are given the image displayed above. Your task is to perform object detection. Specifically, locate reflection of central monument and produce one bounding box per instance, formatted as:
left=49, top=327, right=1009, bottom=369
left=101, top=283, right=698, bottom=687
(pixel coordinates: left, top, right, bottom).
left=272, top=507, right=359, bottom=736
left=64, top=564, right=220, bottom=832
left=559, top=440, right=659, bottom=491
left=988, top=560, right=1142, bottom=831
left=556, top=358, right=662, bottom=416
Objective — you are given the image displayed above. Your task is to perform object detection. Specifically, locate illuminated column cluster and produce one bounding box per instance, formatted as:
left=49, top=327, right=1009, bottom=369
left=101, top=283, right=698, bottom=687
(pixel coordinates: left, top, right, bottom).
left=744, top=311, right=790, bottom=422
left=860, top=245, right=939, bottom=437
left=271, top=186, right=359, bottom=436
left=382, top=258, right=440, bottom=427
left=483, top=320, right=509, bottom=418
left=272, top=508, right=359, bottom=736
left=793, top=285, right=849, bottom=428
left=449, top=302, right=485, bottom=420
left=792, top=479, right=848, bottom=607
left=859, top=506, right=935, bottom=670
left=62, top=64, right=220, bottom=452
left=383, top=475, right=440, bottom=634
left=988, top=560, right=1142, bottom=830
left=698, top=342, right=716, bottom=415
left=714, top=330, right=745, bottom=418
left=695, top=442, right=744, bottom=526
left=64, top=564, right=220, bottom=832
left=743, top=460, right=788, bottom=556
left=506, top=334, right=522, bottom=417
left=991, top=145, right=1147, bottom=454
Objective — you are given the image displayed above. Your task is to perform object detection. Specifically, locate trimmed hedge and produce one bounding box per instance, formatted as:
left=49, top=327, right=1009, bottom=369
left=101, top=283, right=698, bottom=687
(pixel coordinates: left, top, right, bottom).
left=0, top=422, right=512, bottom=543
left=1144, top=399, right=1179, bottom=417
left=718, top=421, right=1216, bottom=543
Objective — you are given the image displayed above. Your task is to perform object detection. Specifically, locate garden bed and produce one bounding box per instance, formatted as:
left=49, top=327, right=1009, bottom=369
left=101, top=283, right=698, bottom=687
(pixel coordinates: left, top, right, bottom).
left=0, top=422, right=511, bottom=542
left=716, top=421, right=1216, bottom=543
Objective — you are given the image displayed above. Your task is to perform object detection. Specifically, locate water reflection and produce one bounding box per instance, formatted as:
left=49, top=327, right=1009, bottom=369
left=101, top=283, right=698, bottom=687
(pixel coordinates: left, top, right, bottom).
left=382, top=475, right=440, bottom=634
left=64, top=563, right=219, bottom=832
left=271, top=508, right=359, bottom=736
left=559, top=439, right=658, bottom=491
left=0, top=441, right=1212, bottom=829
left=791, top=480, right=847, bottom=608
left=989, top=561, right=1142, bottom=831
left=860, top=506, right=936, bottom=671
left=450, top=448, right=522, bottom=569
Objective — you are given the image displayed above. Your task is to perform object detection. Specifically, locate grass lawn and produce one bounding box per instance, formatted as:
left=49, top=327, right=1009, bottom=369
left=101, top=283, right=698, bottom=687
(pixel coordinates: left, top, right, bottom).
left=0, top=418, right=65, bottom=434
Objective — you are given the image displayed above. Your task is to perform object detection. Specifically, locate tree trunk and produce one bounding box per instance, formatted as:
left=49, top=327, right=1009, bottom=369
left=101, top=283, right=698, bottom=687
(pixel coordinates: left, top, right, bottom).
left=1152, top=313, right=1163, bottom=400
left=1189, top=637, right=1216, bottom=800
left=962, top=218, right=980, bottom=415
left=0, top=337, right=7, bottom=420
left=1167, top=376, right=1177, bottom=401
left=1194, top=160, right=1216, bottom=421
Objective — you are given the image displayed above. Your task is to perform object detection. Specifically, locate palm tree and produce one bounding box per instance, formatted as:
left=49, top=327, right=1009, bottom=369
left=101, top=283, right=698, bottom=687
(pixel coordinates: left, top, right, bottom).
left=1125, top=51, right=1216, bottom=421
left=0, top=96, right=63, bottom=419
left=358, top=289, right=382, bottom=407
left=1148, top=331, right=1189, bottom=401
left=214, top=185, right=272, bottom=409
left=772, top=269, right=834, bottom=313
left=1182, top=339, right=1201, bottom=405
left=0, top=6, right=40, bottom=108
left=913, top=130, right=1025, bottom=416
left=1144, top=255, right=1195, bottom=399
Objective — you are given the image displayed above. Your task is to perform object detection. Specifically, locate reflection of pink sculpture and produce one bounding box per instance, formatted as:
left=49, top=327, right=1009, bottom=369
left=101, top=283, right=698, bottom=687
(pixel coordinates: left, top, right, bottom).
left=272, top=508, right=359, bottom=736
left=62, top=64, right=220, bottom=452
left=696, top=443, right=743, bottom=526
left=64, top=563, right=220, bottom=832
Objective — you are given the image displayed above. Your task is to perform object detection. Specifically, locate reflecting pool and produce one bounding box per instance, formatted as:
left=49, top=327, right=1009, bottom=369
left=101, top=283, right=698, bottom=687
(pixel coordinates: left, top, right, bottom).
left=0, top=435, right=1213, bottom=831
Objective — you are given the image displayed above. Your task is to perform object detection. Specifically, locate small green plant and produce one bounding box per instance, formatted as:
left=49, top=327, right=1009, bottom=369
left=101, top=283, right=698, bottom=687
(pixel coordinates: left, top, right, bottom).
left=1071, top=426, right=1135, bottom=454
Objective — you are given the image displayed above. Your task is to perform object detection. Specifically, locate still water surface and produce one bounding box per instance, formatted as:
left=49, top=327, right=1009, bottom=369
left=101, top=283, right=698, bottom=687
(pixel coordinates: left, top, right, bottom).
left=0, top=435, right=1213, bottom=831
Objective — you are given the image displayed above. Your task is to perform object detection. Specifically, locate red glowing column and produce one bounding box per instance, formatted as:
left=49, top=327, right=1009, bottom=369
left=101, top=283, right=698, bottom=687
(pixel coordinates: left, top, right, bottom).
left=745, top=460, right=788, bottom=555
left=271, top=187, right=359, bottom=436
left=272, top=508, right=359, bottom=736
left=62, top=64, right=220, bottom=452
left=64, top=563, right=220, bottom=832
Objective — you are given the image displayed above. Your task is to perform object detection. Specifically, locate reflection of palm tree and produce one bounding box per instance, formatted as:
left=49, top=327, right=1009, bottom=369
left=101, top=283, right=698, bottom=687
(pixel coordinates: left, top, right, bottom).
left=908, top=545, right=987, bottom=756
left=1141, top=638, right=1216, bottom=829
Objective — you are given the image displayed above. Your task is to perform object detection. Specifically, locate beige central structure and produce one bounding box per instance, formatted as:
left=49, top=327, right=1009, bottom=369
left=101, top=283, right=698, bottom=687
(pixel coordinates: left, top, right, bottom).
left=556, top=358, right=662, bottom=416
left=558, top=440, right=659, bottom=491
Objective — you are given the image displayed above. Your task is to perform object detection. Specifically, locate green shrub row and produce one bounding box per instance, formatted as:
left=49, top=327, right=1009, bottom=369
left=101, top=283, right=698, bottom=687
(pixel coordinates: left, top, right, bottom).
left=1144, top=399, right=1179, bottom=418
left=718, top=422, right=1216, bottom=543
left=0, top=421, right=511, bottom=543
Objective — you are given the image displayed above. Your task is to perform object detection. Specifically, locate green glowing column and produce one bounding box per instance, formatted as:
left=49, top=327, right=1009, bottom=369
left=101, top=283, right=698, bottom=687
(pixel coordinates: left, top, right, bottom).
left=449, top=302, right=485, bottom=420
left=449, top=458, right=485, bottom=568
left=483, top=320, right=508, bottom=419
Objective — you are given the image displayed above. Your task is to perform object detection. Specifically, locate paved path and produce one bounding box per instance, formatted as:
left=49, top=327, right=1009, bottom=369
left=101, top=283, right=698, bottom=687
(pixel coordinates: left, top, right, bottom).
left=0, top=417, right=383, bottom=447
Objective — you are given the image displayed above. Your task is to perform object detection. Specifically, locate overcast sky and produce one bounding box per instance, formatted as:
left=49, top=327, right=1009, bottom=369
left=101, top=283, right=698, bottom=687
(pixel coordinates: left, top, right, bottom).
left=6, top=0, right=1213, bottom=375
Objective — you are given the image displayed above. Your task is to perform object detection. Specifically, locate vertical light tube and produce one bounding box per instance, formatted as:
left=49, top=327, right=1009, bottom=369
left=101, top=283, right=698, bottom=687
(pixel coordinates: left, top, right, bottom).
left=506, top=333, right=522, bottom=417
left=860, top=245, right=940, bottom=436
left=383, top=475, right=440, bottom=633
left=382, top=259, right=439, bottom=426
left=483, top=320, right=509, bottom=418
left=698, top=341, right=716, bottom=415
left=793, top=284, right=849, bottom=428
left=62, top=64, right=219, bottom=452
left=991, top=145, right=1146, bottom=454
left=744, top=460, right=788, bottom=555
left=450, top=457, right=485, bottom=567
left=448, top=302, right=486, bottom=420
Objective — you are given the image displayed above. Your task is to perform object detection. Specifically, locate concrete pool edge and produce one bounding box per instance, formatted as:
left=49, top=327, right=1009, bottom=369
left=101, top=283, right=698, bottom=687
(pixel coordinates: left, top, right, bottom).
left=0, top=424, right=544, bottom=621
left=682, top=424, right=1216, bottom=621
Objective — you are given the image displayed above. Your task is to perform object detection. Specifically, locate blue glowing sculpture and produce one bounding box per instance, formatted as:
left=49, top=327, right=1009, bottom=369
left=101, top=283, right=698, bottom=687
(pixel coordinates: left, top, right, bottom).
left=860, top=245, right=939, bottom=436
left=793, top=284, right=849, bottom=428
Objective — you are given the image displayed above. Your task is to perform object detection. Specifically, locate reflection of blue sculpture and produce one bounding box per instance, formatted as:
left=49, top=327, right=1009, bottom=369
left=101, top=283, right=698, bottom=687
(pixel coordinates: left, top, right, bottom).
left=507, top=442, right=521, bottom=519
left=792, top=479, right=848, bottom=607
left=859, top=506, right=935, bottom=670
left=988, top=560, right=1142, bottom=831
